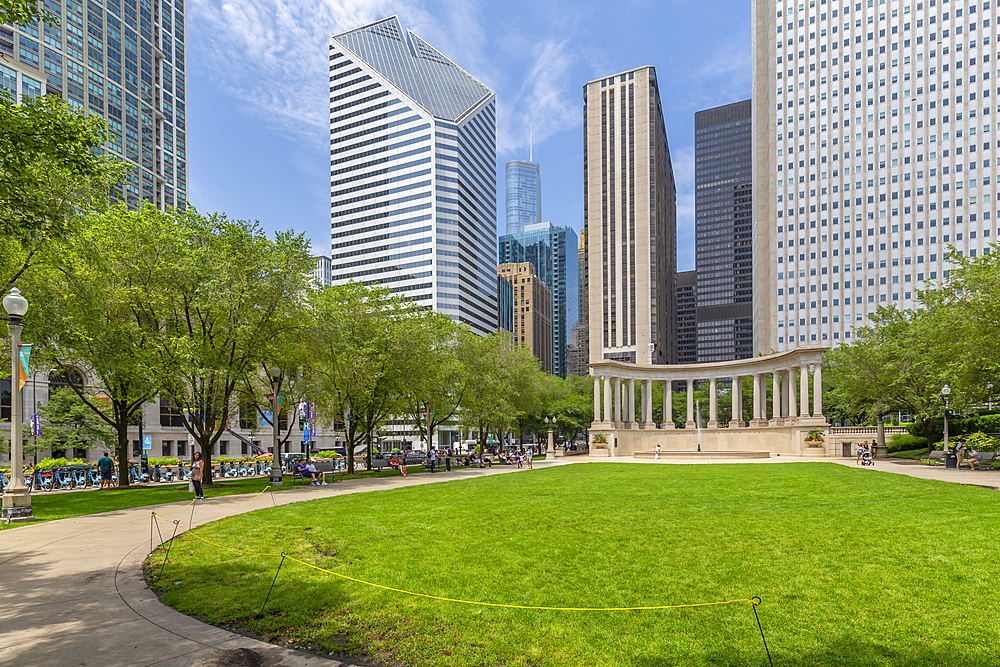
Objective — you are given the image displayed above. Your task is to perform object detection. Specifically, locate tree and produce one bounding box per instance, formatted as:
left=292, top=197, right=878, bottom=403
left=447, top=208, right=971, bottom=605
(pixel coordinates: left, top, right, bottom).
left=308, top=282, right=426, bottom=473
left=32, top=388, right=117, bottom=459
left=399, top=316, right=466, bottom=455
left=0, top=0, right=59, bottom=26
left=142, top=211, right=312, bottom=484
left=1, top=93, right=125, bottom=291
left=27, top=205, right=163, bottom=485
left=825, top=306, right=948, bottom=440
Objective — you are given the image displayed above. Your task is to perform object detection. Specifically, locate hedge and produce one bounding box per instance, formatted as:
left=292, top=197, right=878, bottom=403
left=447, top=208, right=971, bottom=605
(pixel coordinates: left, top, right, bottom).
left=887, top=434, right=927, bottom=453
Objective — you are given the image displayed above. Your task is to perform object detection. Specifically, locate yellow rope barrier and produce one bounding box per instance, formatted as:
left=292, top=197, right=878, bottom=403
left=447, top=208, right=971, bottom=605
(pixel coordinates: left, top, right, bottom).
left=152, top=514, right=757, bottom=612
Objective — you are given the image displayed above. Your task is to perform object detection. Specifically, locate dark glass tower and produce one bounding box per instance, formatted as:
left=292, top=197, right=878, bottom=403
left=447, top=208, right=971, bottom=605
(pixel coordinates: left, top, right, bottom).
left=694, top=99, right=752, bottom=362
left=498, top=223, right=578, bottom=378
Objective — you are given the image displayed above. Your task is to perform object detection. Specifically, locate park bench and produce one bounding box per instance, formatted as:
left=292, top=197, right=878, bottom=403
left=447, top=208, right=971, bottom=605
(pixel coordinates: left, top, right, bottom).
left=312, top=459, right=344, bottom=483
left=920, top=450, right=945, bottom=465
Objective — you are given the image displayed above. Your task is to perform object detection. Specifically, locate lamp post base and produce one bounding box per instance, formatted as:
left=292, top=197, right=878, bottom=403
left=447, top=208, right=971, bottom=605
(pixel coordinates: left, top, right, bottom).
left=269, top=475, right=283, bottom=486
left=2, top=492, right=34, bottom=523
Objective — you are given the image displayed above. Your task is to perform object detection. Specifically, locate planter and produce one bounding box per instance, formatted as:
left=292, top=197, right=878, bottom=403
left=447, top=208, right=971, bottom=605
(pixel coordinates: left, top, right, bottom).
left=803, top=442, right=826, bottom=456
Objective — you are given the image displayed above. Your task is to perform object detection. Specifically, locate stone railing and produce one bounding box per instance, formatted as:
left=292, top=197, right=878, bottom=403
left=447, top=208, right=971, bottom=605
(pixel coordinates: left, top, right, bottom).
left=830, top=426, right=909, bottom=436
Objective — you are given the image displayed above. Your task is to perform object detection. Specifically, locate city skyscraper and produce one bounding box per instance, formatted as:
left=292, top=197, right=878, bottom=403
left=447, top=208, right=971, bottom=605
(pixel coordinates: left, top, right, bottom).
left=675, top=270, right=699, bottom=364
left=2, top=0, right=188, bottom=211
left=505, top=160, right=541, bottom=234
left=498, top=222, right=578, bottom=377
left=498, top=262, right=553, bottom=373
left=695, top=99, right=754, bottom=362
left=753, top=0, right=998, bottom=352
left=584, top=66, right=677, bottom=366
left=567, top=233, right=588, bottom=376
left=312, top=256, right=332, bottom=287
left=328, top=17, right=498, bottom=335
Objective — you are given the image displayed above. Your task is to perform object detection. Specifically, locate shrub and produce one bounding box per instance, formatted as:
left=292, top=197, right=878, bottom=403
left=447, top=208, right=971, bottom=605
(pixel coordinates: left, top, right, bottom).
left=805, top=427, right=825, bottom=442
left=592, top=432, right=608, bottom=444
left=965, top=432, right=999, bottom=452
left=887, top=434, right=927, bottom=453
left=313, top=450, right=340, bottom=459
left=34, top=457, right=86, bottom=469
left=148, top=457, right=180, bottom=466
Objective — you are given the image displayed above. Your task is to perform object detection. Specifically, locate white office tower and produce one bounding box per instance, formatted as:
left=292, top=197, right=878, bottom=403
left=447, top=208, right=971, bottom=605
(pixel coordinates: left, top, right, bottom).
left=752, top=0, right=998, bottom=352
left=328, top=17, right=498, bottom=335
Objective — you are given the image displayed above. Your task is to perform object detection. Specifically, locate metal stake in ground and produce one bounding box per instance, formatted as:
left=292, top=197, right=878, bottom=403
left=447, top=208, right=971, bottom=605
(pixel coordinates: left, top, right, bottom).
left=157, top=520, right=181, bottom=581
left=750, top=596, right=774, bottom=667
left=253, top=553, right=287, bottom=634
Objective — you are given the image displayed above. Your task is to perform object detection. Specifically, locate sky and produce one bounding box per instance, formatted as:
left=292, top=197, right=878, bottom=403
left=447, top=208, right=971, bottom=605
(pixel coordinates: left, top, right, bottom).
left=185, top=0, right=752, bottom=272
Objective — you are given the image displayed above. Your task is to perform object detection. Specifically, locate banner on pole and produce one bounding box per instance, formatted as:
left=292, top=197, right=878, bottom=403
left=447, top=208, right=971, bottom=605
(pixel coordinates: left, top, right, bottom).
left=17, top=344, right=32, bottom=390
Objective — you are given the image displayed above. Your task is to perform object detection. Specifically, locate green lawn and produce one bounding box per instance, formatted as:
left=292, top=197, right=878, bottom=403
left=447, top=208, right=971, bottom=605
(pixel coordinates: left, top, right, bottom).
left=146, top=463, right=1000, bottom=666
left=1, top=475, right=278, bottom=530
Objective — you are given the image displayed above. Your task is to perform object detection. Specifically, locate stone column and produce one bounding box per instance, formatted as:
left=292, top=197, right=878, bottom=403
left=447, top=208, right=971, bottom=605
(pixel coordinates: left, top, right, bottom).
left=685, top=379, right=695, bottom=429
left=628, top=379, right=635, bottom=427
left=708, top=377, right=718, bottom=428
left=800, top=364, right=810, bottom=417
left=781, top=371, right=790, bottom=418
left=729, top=376, right=742, bottom=428
left=642, top=380, right=655, bottom=428
left=788, top=367, right=797, bottom=425
left=661, top=380, right=675, bottom=429
left=813, top=364, right=824, bottom=419
left=593, top=376, right=601, bottom=423
left=603, top=376, right=612, bottom=423
left=614, top=377, right=622, bottom=425
left=770, top=372, right=782, bottom=426
left=752, top=373, right=762, bottom=426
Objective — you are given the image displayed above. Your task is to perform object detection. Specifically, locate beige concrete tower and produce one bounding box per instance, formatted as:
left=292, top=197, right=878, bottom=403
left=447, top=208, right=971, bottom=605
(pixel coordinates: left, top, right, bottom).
left=584, top=66, right=677, bottom=367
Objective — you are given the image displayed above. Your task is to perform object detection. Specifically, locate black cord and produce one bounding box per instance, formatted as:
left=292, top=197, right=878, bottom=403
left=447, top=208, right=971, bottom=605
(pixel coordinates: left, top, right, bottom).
left=253, top=553, right=286, bottom=634
left=751, top=597, right=774, bottom=667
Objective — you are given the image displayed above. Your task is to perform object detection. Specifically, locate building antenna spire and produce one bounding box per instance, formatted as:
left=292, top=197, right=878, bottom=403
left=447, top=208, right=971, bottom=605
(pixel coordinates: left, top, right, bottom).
left=529, top=121, right=533, bottom=162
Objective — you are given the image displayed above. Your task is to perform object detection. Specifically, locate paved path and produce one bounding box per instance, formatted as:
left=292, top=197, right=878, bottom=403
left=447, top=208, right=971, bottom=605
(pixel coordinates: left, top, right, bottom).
left=1, top=455, right=995, bottom=667
left=0, top=463, right=547, bottom=667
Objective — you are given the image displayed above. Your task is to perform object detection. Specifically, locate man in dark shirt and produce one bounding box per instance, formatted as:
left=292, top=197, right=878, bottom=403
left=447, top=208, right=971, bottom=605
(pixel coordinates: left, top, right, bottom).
left=97, top=452, right=115, bottom=489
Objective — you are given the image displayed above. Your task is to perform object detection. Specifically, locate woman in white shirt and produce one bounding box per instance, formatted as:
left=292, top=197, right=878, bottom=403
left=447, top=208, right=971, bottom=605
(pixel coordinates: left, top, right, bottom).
left=191, top=451, right=205, bottom=500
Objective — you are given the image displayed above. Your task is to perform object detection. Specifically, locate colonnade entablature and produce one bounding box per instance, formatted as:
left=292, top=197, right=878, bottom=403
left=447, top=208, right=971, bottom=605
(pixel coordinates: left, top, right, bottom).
left=588, top=345, right=828, bottom=432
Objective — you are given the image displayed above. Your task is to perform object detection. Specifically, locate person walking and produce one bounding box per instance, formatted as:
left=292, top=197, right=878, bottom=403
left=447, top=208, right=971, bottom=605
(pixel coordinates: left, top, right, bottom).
left=190, top=451, right=205, bottom=500
left=655, top=443, right=661, bottom=460
left=445, top=450, right=451, bottom=472
left=429, top=449, right=437, bottom=473
left=97, top=452, right=115, bottom=489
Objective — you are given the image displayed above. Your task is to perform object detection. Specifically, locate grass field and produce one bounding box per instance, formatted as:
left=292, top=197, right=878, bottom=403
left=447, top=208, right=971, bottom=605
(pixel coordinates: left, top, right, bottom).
left=0, top=476, right=277, bottom=530
left=147, top=463, right=1000, bottom=666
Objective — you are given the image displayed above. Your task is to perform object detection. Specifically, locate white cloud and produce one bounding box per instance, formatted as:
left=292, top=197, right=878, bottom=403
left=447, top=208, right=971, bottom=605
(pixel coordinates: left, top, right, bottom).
left=189, top=0, right=419, bottom=144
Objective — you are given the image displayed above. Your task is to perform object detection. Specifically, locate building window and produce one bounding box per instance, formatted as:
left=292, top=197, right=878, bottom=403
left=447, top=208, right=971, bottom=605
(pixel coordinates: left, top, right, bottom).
left=162, top=441, right=172, bottom=457
left=219, top=440, right=228, bottom=456
left=176, top=440, right=186, bottom=457
left=132, top=440, right=141, bottom=457
left=159, top=397, right=184, bottom=427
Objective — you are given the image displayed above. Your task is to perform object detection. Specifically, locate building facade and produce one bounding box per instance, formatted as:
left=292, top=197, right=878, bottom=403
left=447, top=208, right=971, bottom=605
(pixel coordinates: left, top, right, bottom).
left=695, top=99, right=754, bottom=363
left=675, top=270, right=699, bottom=364
left=504, top=160, right=542, bottom=235
left=498, top=221, right=578, bottom=377
left=497, top=273, right=513, bottom=333
left=498, top=261, right=553, bottom=373
left=752, top=0, right=999, bottom=352
left=584, top=66, right=678, bottom=366
left=2, top=0, right=188, bottom=210
left=312, top=255, right=332, bottom=287
left=328, top=17, right=497, bottom=336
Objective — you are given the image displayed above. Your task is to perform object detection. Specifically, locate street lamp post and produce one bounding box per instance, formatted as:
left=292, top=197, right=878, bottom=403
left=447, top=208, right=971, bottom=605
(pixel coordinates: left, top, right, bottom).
left=942, top=385, right=951, bottom=455
left=3, top=288, right=34, bottom=523
left=545, top=417, right=556, bottom=458
left=269, top=366, right=283, bottom=486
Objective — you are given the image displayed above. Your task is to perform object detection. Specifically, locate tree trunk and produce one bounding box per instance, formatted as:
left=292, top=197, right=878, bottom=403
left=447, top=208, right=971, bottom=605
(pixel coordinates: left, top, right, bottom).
left=201, top=437, right=214, bottom=485
left=116, top=429, right=130, bottom=488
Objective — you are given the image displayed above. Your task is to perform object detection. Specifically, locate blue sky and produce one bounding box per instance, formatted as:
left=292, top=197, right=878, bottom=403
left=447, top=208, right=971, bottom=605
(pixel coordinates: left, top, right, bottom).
left=186, top=0, right=751, bottom=271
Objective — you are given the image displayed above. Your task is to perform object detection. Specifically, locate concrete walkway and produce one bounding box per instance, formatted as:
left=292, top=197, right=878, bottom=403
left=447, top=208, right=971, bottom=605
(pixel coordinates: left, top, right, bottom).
left=1, top=456, right=995, bottom=667
left=0, top=463, right=548, bottom=667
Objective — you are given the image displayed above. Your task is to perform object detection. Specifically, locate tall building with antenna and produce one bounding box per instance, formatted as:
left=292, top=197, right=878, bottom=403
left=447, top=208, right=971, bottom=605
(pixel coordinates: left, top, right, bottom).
left=505, top=159, right=541, bottom=235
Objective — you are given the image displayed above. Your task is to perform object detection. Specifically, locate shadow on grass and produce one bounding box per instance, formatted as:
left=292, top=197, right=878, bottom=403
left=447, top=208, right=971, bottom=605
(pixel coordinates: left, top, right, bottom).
left=631, top=635, right=1000, bottom=667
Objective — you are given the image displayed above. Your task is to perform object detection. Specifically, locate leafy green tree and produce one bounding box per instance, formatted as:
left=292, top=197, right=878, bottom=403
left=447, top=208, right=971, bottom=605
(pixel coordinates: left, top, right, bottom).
left=0, top=0, right=59, bottom=26
left=309, top=282, right=432, bottom=473
left=1, top=94, right=125, bottom=291
left=141, top=212, right=312, bottom=484
left=32, top=388, right=117, bottom=458
left=27, top=205, right=162, bottom=485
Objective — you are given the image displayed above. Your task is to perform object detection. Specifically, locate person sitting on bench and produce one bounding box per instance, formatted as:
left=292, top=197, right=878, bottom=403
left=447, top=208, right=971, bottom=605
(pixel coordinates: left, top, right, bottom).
left=295, top=461, right=326, bottom=485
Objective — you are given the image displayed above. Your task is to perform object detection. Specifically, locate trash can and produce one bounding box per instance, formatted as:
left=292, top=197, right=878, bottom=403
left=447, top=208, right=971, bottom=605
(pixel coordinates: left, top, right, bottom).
left=945, top=452, right=958, bottom=469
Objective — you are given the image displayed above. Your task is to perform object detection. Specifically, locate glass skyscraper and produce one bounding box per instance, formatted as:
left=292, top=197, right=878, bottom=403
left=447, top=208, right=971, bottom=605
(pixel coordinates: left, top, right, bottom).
left=2, top=0, right=188, bottom=211
left=498, top=222, right=578, bottom=378
left=328, top=16, right=498, bottom=336
left=695, top=99, right=753, bottom=362
left=505, top=160, right=541, bottom=234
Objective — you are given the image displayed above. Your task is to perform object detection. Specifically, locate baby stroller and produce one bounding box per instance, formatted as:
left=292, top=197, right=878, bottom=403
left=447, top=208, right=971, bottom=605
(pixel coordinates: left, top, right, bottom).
left=861, top=450, right=876, bottom=466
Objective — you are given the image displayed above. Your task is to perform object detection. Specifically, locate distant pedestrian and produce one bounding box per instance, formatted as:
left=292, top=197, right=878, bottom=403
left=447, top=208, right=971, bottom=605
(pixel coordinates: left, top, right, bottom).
left=855, top=442, right=864, bottom=465
left=191, top=451, right=205, bottom=500
left=445, top=450, right=451, bottom=472
left=97, top=452, right=114, bottom=489
left=655, top=444, right=661, bottom=460
left=429, top=449, right=437, bottom=473
left=526, top=449, right=533, bottom=469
